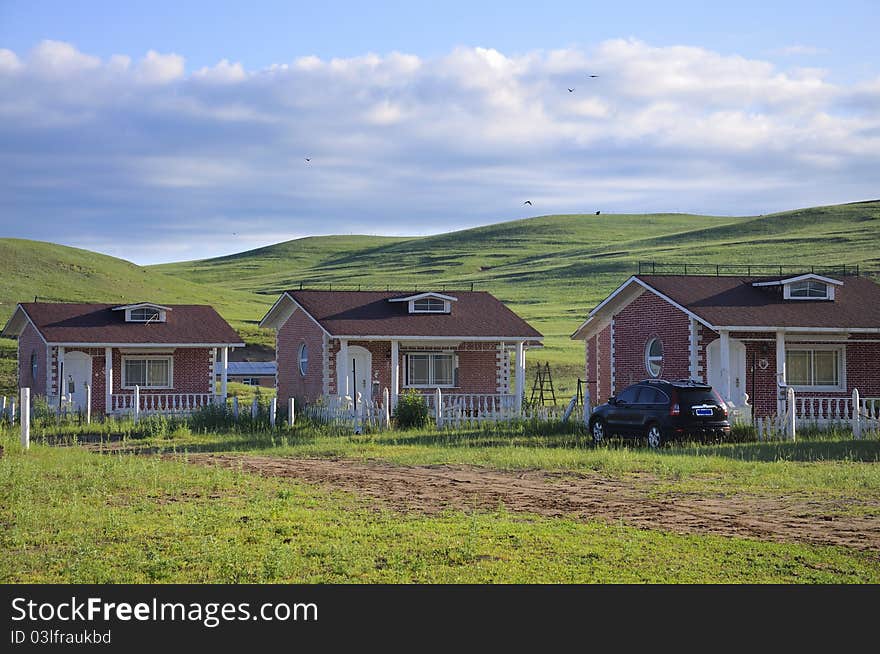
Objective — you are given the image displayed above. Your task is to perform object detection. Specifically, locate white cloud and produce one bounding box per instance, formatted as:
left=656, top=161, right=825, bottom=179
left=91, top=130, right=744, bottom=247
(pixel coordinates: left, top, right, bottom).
left=0, top=39, right=878, bottom=263
left=193, top=59, right=246, bottom=83
left=135, top=50, right=185, bottom=84
left=28, top=40, right=101, bottom=77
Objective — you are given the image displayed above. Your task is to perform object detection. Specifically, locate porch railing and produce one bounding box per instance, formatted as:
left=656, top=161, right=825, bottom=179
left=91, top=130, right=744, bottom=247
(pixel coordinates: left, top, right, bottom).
left=757, top=389, right=880, bottom=440
left=111, top=393, right=215, bottom=414
left=424, top=392, right=517, bottom=420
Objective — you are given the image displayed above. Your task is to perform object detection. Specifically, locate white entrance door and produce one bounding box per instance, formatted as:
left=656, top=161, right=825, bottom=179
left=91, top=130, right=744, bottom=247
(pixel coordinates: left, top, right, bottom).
left=63, top=351, right=92, bottom=412
left=706, top=338, right=748, bottom=406
left=348, top=346, right=372, bottom=409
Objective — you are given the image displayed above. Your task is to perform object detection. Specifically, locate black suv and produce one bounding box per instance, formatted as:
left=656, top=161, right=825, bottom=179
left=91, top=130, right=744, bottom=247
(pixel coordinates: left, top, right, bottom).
left=588, top=379, right=731, bottom=447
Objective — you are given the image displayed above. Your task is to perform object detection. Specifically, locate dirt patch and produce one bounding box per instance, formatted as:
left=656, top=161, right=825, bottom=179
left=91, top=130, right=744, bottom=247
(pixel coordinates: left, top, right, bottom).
left=181, top=454, right=880, bottom=552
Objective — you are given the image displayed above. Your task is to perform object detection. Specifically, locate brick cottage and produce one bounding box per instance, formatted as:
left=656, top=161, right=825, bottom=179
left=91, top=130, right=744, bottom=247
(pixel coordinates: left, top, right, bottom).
left=1, top=302, right=244, bottom=415
left=572, top=273, right=880, bottom=419
left=260, top=290, right=543, bottom=413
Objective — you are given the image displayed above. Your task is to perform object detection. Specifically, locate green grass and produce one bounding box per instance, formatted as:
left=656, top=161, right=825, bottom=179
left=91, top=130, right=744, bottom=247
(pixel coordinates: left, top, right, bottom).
left=2, top=435, right=877, bottom=583
left=2, top=200, right=880, bottom=398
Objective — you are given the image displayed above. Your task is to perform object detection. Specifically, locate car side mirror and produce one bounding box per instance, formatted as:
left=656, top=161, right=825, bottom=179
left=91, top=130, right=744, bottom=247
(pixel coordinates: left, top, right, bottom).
left=609, top=396, right=618, bottom=405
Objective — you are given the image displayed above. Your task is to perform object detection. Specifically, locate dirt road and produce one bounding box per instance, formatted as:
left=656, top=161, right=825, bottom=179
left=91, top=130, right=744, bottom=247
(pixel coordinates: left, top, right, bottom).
left=182, top=454, right=880, bottom=552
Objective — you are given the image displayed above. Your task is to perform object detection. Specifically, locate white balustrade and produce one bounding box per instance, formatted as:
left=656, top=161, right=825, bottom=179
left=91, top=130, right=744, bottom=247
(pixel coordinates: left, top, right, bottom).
left=111, top=393, right=213, bottom=415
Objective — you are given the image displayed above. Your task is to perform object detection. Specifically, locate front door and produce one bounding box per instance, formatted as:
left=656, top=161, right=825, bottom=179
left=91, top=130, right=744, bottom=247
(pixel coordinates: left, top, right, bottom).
left=63, top=351, right=92, bottom=412
left=707, top=338, right=748, bottom=406
left=348, top=346, right=372, bottom=409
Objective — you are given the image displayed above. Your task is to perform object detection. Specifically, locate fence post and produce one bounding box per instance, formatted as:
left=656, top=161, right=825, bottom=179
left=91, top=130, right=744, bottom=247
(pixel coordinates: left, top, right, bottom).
left=288, top=397, right=295, bottom=426
left=270, top=397, right=277, bottom=428
left=435, top=388, right=442, bottom=427
left=133, top=385, right=140, bottom=423
left=232, top=396, right=239, bottom=419
left=85, top=384, right=92, bottom=425
left=251, top=396, right=258, bottom=420
left=786, top=386, right=796, bottom=441
left=852, top=388, right=861, bottom=440
left=20, top=388, right=30, bottom=450
left=383, top=387, right=390, bottom=428
left=10, top=400, right=15, bottom=426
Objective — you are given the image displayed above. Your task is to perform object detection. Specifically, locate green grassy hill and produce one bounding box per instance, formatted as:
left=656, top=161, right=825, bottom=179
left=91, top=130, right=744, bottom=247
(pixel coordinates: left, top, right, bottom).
left=155, top=200, right=880, bottom=396
left=2, top=200, right=879, bottom=398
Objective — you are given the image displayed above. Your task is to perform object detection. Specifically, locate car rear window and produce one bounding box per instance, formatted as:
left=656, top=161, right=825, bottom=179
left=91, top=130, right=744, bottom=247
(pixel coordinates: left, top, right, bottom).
left=637, top=387, right=668, bottom=404
left=679, top=388, right=723, bottom=406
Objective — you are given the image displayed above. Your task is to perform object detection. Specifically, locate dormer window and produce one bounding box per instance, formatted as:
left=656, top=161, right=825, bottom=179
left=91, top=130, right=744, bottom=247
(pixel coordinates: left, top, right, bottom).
left=787, top=280, right=829, bottom=299
left=388, top=292, right=457, bottom=314
left=112, top=303, right=170, bottom=323
left=129, top=307, right=162, bottom=322
left=412, top=298, right=447, bottom=313
left=752, top=274, right=840, bottom=301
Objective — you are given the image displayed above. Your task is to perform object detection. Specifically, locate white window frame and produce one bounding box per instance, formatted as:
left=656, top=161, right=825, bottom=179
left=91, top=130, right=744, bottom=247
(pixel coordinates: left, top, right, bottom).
left=784, top=345, right=846, bottom=392
left=298, top=342, right=308, bottom=376
left=125, top=307, right=167, bottom=322
left=645, top=338, right=663, bottom=378
left=403, top=352, right=457, bottom=388
left=121, top=355, right=174, bottom=389
left=784, top=280, right=833, bottom=301
left=409, top=298, right=451, bottom=314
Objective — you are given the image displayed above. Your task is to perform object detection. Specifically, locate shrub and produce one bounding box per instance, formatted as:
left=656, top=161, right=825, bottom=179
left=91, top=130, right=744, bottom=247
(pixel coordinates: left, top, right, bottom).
left=393, top=389, right=429, bottom=430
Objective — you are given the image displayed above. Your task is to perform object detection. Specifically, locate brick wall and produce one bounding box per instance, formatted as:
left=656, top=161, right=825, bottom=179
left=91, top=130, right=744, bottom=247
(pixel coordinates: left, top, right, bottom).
left=612, top=292, right=691, bottom=392
left=276, top=308, right=326, bottom=405
left=17, top=322, right=47, bottom=396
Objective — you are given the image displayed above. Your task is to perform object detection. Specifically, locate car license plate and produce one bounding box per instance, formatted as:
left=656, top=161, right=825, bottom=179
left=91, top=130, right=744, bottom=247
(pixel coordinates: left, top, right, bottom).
left=695, top=408, right=713, bottom=416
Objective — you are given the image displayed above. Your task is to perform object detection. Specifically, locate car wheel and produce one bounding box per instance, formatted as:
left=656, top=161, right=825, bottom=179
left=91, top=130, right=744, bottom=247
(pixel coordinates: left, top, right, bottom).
left=646, top=423, right=663, bottom=449
left=591, top=418, right=606, bottom=445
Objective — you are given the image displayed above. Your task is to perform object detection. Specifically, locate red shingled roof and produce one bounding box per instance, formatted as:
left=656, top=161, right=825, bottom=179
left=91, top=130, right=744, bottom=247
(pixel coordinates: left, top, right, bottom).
left=285, top=290, right=543, bottom=339
left=5, top=303, right=244, bottom=345
left=637, top=275, right=880, bottom=329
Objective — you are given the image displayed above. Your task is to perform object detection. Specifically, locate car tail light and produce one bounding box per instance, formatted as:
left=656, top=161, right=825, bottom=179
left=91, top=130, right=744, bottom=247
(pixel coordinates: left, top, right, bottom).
left=713, top=389, right=728, bottom=417
left=669, top=389, right=680, bottom=416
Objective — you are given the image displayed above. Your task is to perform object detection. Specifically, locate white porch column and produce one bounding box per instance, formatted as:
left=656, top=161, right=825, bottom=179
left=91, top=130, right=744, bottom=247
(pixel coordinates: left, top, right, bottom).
left=220, top=346, right=228, bottom=399
left=776, top=330, right=787, bottom=416
left=514, top=341, right=526, bottom=413
left=688, top=318, right=700, bottom=382
left=390, top=339, right=400, bottom=409
left=719, top=330, right=731, bottom=403
left=339, top=339, right=350, bottom=397
left=104, top=347, right=113, bottom=414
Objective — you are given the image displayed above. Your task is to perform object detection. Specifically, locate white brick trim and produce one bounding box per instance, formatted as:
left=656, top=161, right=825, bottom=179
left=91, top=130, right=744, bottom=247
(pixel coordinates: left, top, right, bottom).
left=610, top=318, right=616, bottom=396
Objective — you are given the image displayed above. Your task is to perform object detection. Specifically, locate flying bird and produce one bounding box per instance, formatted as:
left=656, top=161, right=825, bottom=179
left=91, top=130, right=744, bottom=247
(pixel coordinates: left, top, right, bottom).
left=304, top=157, right=311, bottom=163
left=595, top=210, right=601, bottom=215
left=588, top=74, right=599, bottom=78
left=523, top=200, right=532, bottom=206
left=568, top=88, right=575, bottom=92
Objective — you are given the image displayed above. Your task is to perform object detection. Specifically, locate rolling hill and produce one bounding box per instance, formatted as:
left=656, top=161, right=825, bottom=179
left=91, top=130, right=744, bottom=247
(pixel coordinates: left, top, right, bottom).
left=2, top=200, right=879, bottom=398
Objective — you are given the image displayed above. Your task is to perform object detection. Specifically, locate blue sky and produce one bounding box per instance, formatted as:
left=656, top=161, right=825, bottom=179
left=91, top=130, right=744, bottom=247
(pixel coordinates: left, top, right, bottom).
left=1, top=1, right=879, bottom=263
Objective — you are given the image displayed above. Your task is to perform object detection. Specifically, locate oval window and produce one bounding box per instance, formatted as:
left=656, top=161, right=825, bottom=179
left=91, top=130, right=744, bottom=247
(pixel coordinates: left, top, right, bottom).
left=298, top=343, right=308, bottom=376
left=645, top=338, right=663, bottom=377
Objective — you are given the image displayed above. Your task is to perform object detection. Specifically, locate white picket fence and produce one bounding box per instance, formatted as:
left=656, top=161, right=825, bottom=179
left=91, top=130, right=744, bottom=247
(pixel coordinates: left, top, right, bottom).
left=302, top=389, right=569, bottom=431
left=303, top=391, right=391, bottom=432
left=755, top=388, right=880, bottom=440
